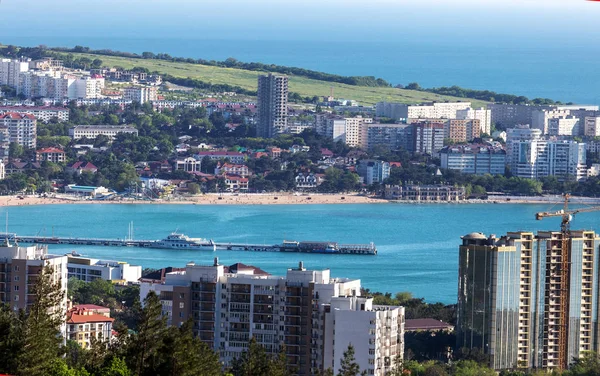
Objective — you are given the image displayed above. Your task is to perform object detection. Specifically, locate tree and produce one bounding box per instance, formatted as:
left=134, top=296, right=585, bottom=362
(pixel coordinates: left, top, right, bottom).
left=17, top=264, right=66, bottom=376
left=156, top=320, right=221, bottom=376
left=568, top=351, right=600, bottom=376
left=231, top=337, right=271, bottom=376
left=99, top=357, right=132, bottom=376
left=337, top=344, right=361, bottom=376
left=0, top=303, right=23, bottom=373
left=127, top=291, right=167, bottom=376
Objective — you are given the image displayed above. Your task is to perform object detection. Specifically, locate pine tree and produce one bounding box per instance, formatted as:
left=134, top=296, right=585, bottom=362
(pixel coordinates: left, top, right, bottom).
left=231, top=337, right=271, bottom=376
left=337, top=344, right=361, bottom=376
left=127, top=291, right=167, bottom=376
left=0, top=303, right=24, bottom=373
left=17, top=264, right=66, bottom=376
left=268, top=343, right=290, bottom=376
left=157, top=320, right=221, bottom=376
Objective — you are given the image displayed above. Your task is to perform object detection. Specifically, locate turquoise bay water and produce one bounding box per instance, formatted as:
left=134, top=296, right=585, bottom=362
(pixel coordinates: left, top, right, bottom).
left=3, top=203, right=599, bottom=304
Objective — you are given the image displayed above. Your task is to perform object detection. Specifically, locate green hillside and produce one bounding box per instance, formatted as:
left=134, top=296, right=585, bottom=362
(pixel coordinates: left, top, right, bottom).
left=67, top=52, right=488, bottom=107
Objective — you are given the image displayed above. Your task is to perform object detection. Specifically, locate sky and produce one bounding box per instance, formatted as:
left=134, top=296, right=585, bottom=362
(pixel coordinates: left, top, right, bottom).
left=0, top=0, right=599, bottom=42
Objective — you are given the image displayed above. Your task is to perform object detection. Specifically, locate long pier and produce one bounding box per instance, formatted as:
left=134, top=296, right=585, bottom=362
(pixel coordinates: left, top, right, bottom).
left=0, top=234, right=377, bottom=255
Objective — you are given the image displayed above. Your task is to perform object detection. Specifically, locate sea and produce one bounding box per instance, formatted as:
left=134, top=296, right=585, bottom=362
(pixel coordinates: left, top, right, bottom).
left=3, top=202, right=600, bottom=304
left=1, top=35, right=599, bottom=105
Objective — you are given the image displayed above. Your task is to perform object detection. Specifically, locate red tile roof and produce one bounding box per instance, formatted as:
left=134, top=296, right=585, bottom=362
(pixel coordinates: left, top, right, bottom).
left=72, top=304, right=110, bottom=311
left=37, top=147, right=65, bottom=154
left=67, top=313, right=114, bottom=324
left=0, top=112, right=36, bottom=120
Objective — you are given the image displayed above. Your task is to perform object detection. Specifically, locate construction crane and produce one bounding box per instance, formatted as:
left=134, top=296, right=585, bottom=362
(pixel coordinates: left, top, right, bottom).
left=535, top=194, right=600, bottom=369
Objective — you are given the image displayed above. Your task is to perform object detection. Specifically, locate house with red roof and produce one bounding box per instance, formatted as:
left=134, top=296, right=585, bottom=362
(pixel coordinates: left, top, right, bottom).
left=68, top=161, right=98, bottom=175
left=36, top=147, right=66, bottom=163
left=66, top=304, right=114, bottom=348
left=223, top=174, right=249, bottom=191
left=215, top=162, right=251, bottom=177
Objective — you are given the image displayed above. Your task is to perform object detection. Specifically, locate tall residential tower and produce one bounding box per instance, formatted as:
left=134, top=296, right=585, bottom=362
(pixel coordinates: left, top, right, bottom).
left=257, top=73, right=288, bottom=138
left=457, top=231, right=600, bottom=371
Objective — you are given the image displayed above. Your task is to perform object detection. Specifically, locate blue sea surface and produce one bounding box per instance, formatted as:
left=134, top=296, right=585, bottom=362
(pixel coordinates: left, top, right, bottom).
left=3, top=36, right=598, bottom=104
left=2, top=203, right=598, bottom=304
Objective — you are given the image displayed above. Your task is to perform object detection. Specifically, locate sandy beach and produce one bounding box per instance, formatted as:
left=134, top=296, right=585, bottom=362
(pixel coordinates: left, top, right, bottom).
left=0, top=194, right=597, bottom=208
left=0, top=193, right=387, bottom=207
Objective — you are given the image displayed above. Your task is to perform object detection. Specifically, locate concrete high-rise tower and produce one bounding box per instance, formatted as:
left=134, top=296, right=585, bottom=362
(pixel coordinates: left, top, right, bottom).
left=457, top=230, right=600, bottom=371
left=257, top=73, right=288, bottom=138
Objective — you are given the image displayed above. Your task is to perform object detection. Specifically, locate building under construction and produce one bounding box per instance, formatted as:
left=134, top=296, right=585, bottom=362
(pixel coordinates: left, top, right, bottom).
left=457, top=229, right=600, bottom=371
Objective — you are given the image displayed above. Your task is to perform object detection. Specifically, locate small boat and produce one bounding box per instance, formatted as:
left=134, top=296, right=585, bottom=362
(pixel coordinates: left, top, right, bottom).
left=69, top=250, right=82, bottom=257
left=150, top=232, right=216, bottom=251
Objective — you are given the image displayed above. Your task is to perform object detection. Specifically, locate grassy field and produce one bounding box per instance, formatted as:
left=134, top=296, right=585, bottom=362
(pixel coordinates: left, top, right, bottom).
left=68, top=53, right=488, bottom=107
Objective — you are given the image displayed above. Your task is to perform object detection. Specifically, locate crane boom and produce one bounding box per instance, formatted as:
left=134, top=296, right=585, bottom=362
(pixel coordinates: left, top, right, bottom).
left=534, top=194, right=600, bottom=369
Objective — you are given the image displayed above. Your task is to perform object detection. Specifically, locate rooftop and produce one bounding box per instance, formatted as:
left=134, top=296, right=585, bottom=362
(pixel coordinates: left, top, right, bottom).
left=405, top=318, right=454, bottom=331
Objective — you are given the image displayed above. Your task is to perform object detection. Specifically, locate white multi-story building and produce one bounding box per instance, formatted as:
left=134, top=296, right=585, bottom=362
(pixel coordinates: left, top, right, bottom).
left=376, top=101, right=471, bottom=120
left=0, top=106, right=69, bottom=122
left=505, top=125, right=543, bottom=165
left=69, top=125, right=138, bottom=140
left=547, top=116, right=580, bottom=136
left=456, top=107, right=492, bottom=135
left=531, top=109, right=571, bottom=134
left=0, top=112, right=37, bottom=148
left=139, top=260, right=404, bottom=376
left=0, top=160, right=5, bottom=179
left=323, top=295, right=404, bottom=376
left=315, top=115, right=371, bottom=148
left=440, top=145, right=506, bottom=175
left=510, top=140, right=587, bottom=181
left=71, top=75, right=105, bottom=99
left=66, top=304, right=114, bottom=349
left=0, top=58, right=30, bottom=87
left=67, top=256, right=142, bottom=283
left=357, top=160, right=391, bottom=185
left=123, top=86, right=158, bottom=104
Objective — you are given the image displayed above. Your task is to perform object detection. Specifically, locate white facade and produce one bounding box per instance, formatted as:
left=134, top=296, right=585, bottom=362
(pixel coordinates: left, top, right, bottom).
left=316, top=115, right=371, bottom=147
left=547, top=116, right=580, bottom=136
left=0, top=106, right=69, bottom=122
left=324, top=296, right=404, bottom=376
left=531, top=109, right=570, bottom=134
left=69, top=125, right=138, bottom=140
left=0, top=160, right=4, bottom=179
left=67, top=256, right=141, bottom=283
left=139, top=261, right=404, bottom=375
left=511, top=140, right=587, bottom=181
left=505, top=126, right=543, bottom=164
left=0, top=112, right=37, bottom=148
left=407, top=102, right=471, bottom=119
left=0, top=59, right=30, bottom=87
left=123, top=86, right=158, bottom=104
left=456, top=107, right=492, bottom=135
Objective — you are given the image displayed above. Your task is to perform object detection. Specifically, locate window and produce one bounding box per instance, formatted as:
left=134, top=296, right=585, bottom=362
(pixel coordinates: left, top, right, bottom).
left=179, top=302, right=185, bottom=309
left=14, top=286, right=19, bottom=291
left=14, top=276, right=19, bottom=282
left=14, top=295, right=19, bottom=302
left=14, top=266, right=19, bottom=272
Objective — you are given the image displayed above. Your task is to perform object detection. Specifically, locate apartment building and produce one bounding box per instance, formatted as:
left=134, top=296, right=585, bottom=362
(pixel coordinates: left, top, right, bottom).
left=411, top=122, right=445, bottom=154
left=365, top=123, right=411, bottom=152
left=547, top=116, right=581, bottom=136
left=531, top=109, right=571, bottom=134
left=69, top=125, right=138, bottom=140
left=66, top=304, right=114, bottom=348
left=17, top=72, right=105, bottom=100
left=0, top=112, right=37, bottom=148
left=315, top=115, right=371, bottom=148
left=584, top=117, right=600, bottom=137
left=510, top=140, right=587, bottom=181
left=36, top=147, right=66, bottom=163
left=0, top=160, right=5, bottom=179
left=457, top=230, right=600, bottom=370
left=0, top=243, right=68, bottom=313
left=0, top=58, right=30, bottom=87
left=505, top=125, right=543, bottom=165
left=0, top=126, right=10, bottom=162
left=456, top=107, right=491, bottom=135
left=196, top=151, right=246, bottom=164
left=139, top=260, right=404, bottom=376
left=257, top=74, right=288, bottom=138
left=357, top=160, right=391, bottom=185
left=376, top=101, right=470, bottom=120
left=67, top=256, right=141, bottom=284
left=444, top=119, right=481, bottom=143
left=215, top=163, right=250, bottom=177
left=488, top=104, right=555, bottom=127
left=0, top=106, right=69, bottom=122
left=440, top=144, right=506, bottom=175
left=123, top=86, right=158, bottom=104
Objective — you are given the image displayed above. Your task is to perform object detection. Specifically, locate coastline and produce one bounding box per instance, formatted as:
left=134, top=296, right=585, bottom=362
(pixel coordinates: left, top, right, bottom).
left=0, top=193, right=598, bottom=208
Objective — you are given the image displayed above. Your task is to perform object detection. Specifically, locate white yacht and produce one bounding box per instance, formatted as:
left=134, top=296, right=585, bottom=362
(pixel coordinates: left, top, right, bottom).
left=151, top=232, right=216, bottom=251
